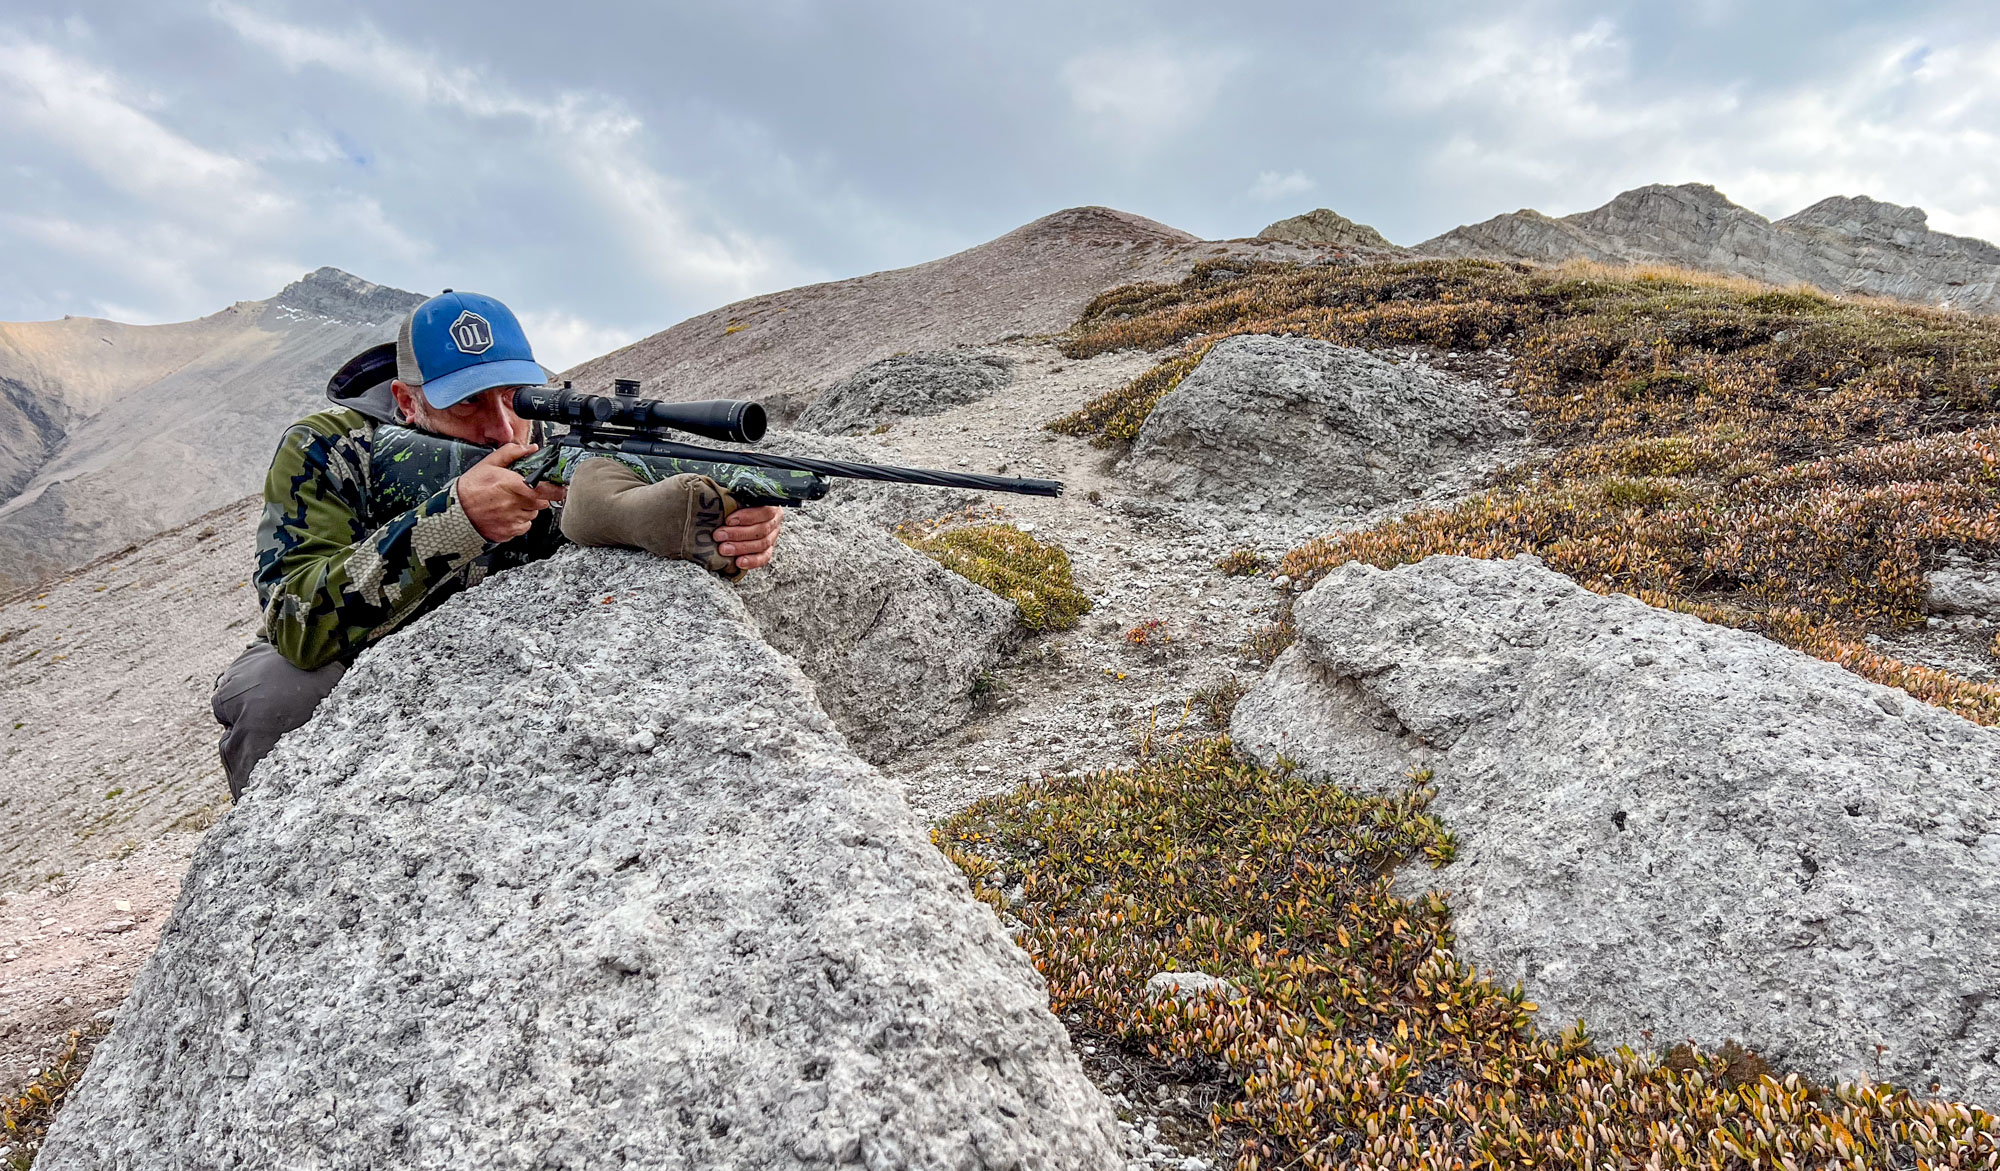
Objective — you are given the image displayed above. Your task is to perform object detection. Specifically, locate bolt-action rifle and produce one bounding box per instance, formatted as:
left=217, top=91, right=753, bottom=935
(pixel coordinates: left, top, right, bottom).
left=326, top=343, right=1064, bottom=511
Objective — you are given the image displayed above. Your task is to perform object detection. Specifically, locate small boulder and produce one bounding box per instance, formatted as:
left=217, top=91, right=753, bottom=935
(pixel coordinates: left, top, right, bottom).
left=1232, top=554, right=2000, bottom=1106
left=1123, top=335, right=1523, bottom=516
left=798, top=351, right=1014, bottom=435
left=1144, top=971, right=1238, bottom=1002
left=1926, top=567, right=2000, bottom=618
left=39, top=547, right=1121, bottom=1169
left=737, top=506, right=1017, bottom=762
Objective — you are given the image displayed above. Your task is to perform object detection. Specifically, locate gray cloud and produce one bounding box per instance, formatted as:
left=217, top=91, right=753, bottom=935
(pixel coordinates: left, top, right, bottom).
left=1, top=1, right=1995, bottom=367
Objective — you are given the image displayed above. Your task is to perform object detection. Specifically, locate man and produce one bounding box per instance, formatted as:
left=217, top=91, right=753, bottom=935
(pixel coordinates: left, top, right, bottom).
left=211, top=290, right=782, bottom=798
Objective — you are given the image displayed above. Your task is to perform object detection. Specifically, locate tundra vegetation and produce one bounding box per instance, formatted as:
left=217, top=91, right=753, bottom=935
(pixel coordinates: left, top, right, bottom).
left=897, top=521, right=1092, bottom=632
left=939, top=739, right=2000, bottom=1169
left=1007, top=260, right=2000, bottom=1164
left=1053, top=258, right=2000, bottom=724
left=1, top=1026, right=98, bottom=1169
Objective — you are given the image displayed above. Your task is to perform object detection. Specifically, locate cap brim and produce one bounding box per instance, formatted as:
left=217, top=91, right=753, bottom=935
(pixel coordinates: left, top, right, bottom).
left=420, top=359, right=549, bottom=408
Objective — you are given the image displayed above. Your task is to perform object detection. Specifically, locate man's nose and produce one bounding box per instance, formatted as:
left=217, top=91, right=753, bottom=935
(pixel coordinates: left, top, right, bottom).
left=476, top=401, right=515, bottom=445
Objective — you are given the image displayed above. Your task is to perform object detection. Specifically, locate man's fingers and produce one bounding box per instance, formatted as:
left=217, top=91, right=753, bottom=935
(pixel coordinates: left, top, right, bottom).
left=716, top=515, right=780, bottom=542
left=731, top=505, right=783, bottom=526
left=734, top=548, right=775, bottom=570
left=493, top=470, right=546, bottom=506
left=474, top=441, right=537, bottom=468
left=718, top=533, right=780, bottom=557
left=533, top=483, right=567, bottom=504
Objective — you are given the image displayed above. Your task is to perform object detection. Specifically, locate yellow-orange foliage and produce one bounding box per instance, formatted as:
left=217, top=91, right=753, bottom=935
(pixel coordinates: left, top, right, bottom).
left=940, top=740, right=2000, bottom=1170
left=1051, top=259, right=2000, bottom=721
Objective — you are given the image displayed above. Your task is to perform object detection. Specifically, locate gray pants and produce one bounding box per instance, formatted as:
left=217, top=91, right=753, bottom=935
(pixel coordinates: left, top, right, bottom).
left=211, top=641, right=346, bottom=800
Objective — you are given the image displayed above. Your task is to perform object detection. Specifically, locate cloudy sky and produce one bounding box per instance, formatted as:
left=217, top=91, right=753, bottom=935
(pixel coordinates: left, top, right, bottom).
left=4, top=1, right=1997, bottom=368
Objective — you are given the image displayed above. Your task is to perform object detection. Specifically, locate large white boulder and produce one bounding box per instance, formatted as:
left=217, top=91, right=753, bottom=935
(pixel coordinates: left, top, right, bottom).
left=1233, top=554, right=2000, bottom=1105
left=40, top=546, right=1121, bottom=1169
left=1123, top=334, right=1523, bottom=516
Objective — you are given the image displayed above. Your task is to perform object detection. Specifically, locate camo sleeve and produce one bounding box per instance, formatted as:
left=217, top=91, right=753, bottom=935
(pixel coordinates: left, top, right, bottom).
left=254, top=411, right=494, bottom=670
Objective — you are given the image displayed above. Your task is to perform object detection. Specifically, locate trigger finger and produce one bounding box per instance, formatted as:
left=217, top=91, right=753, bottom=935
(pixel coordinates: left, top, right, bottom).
left=721, top=516, right=779, bottom=541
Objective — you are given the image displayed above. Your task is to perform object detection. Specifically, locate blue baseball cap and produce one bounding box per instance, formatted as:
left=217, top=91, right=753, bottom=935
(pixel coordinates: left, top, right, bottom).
left=395, top=290, right=546, bottom=408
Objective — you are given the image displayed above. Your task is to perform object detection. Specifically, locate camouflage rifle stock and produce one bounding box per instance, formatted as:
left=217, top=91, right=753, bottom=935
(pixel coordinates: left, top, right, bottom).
left=369, top=424, right=832, bottom=514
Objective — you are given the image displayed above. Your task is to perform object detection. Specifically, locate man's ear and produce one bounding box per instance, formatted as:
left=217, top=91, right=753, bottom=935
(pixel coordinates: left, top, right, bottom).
left=389, top=380, right=423, bottom=424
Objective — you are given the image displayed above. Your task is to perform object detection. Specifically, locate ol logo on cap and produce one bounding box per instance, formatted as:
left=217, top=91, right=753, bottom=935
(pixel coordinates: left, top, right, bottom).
left=449, top=311, right=494, bottom=355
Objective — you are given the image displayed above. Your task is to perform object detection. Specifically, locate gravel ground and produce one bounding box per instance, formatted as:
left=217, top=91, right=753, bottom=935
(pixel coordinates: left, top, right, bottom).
left=0, top=834, right=199, bottom=1091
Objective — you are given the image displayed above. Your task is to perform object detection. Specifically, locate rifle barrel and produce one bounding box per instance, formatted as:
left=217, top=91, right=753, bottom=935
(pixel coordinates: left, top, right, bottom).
left=565, top=433, right=1065, bottom=498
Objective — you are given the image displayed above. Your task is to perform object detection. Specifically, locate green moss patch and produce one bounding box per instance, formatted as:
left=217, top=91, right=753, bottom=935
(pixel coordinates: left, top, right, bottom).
left=898, top=522, right=1092, bottom=632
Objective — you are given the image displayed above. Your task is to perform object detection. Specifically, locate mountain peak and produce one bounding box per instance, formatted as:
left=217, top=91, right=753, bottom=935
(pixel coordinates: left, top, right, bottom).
left=264, top=268, right=423, bottom=328
left=1781, top=195, right=1931, bottom=234
left=1582, top=182, right=1761, bottom=224
left=999, top=206, right=1199, bottom=250
left=1256, top=208, right=1397, bottom=250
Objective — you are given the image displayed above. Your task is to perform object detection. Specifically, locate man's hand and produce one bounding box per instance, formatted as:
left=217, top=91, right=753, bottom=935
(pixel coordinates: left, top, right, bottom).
left=716, top=506, right=783, bottom=570
left=458, top=443, right=566, bottom=543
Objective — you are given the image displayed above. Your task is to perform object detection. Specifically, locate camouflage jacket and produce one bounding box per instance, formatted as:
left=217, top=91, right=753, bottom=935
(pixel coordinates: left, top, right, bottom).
left=255, top=408, right=562, bottom=670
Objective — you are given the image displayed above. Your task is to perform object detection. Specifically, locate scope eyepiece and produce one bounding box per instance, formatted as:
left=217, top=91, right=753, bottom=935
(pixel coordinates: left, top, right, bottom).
left=512, top=385, right=766, bottom=444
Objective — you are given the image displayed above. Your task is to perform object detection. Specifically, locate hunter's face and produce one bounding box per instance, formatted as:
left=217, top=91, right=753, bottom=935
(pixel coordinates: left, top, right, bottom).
left=392, top=382, right=530, bottom=448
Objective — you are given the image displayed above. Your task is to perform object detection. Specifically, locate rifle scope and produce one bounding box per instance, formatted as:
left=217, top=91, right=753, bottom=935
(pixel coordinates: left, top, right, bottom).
left=511, top=384, right=767, bottom=444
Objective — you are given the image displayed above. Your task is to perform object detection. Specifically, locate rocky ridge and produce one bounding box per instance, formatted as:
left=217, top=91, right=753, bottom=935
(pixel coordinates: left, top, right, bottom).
left=1255, top=208, right=1401, bottom=251
left=0, top=268, right=422, bottom=594
left=1232, top=555, right=2000, bottom=1105
left=1417, top=183, right=2000, bottom=313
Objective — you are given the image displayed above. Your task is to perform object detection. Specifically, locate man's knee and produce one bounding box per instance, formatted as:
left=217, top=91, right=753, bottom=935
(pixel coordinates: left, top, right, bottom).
left=213, top=641, right=345, bottom=798
left=214, top=641, right=345, bottom=731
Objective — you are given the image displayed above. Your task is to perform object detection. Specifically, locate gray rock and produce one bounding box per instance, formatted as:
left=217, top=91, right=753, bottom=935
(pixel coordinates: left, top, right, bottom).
left=1123, top=335, right=1524, bottom=515
left=1255, top=208, right=1399, bottom=251
left=737, top=506, right=1017, bottom=762
left=798, top=352, right=1015, bottom=435
left=1232, top=554, right=2000, bottom=1104
left=1144, top=972, right=1238, bottom=1002
left=39, top=546, right=1122, bottom=1169
left=1926, top=568, right=2000, bottom=618
left=1420, top=183, right=2000, bottom=315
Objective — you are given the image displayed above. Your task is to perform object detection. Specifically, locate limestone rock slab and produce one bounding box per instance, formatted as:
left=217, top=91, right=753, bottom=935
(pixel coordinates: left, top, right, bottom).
left=1233, top=554, right=2000, bottom=1104
left=1124, top=335, right=1523, bottom=516
left=40, top=546, right=1120, bottom=1169
left=798, top=352, right=1014, bottom=435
